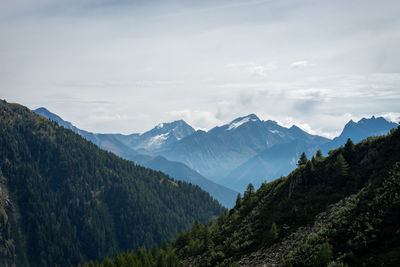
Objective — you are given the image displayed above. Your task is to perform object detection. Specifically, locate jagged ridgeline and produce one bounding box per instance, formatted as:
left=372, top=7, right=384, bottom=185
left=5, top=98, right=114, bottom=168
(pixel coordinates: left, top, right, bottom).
left=0, top=100, right=225, bottom=267
left=170, top=124, right=400, bottom=266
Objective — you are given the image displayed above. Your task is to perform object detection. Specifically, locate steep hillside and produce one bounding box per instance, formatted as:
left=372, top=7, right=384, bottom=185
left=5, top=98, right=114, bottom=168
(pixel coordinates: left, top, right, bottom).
left=172, top=125, right=400, bottom=266
left=33, top=108, right=237, bottom=207
left=0, top=100, right=225, bottom=267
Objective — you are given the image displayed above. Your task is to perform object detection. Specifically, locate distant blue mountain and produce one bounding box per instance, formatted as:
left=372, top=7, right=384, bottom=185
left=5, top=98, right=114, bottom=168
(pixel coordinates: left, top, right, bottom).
left=33, top=107, right=237, bottom=208
left=223, top=116, right=398, bottom=192
left=221, top=139, right=318, bottom=191
left=155, top=114, right=330, bottom=183
left=34, top=107, right=138, bottom=157
left=321, top=116, right=398, bottom=153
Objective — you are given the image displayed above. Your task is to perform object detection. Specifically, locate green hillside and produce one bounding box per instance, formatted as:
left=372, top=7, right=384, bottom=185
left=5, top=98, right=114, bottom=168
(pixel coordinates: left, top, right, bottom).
left=0, top=100, right=225, bottom=267
left=171, top=124, right=400, bottom=266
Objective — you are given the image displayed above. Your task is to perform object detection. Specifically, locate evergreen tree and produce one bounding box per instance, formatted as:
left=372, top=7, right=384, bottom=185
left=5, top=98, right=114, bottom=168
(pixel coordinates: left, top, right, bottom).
left=268, top=222, right=278, bottom=243
left=244, top=184, right=255, bottom=199
left=335, top=154, right=349, bottom=177
left=316, top=149, right=323, bottom=159
left=298, top=152, right=308, bottom=166
left=305, top=160, right=315, bottom=175
left=344, top=138, right=355, bottom=162
left=235, top=193, right=242, bottom=208
left=344, top=138, right=355, bottom=152
left=314, top=242, right=333, bottom=267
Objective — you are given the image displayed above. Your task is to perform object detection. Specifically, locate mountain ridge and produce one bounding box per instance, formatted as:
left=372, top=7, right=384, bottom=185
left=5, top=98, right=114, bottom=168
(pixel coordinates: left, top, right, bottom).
left=33, top=107, right=237, bottom=208
left=34, top=108, right=398, bottom=193
left=155, top=114, right=330, bottom=186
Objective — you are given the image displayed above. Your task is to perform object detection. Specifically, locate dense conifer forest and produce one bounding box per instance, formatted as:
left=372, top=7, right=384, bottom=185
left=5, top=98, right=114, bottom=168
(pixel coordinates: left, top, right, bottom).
left=0, top=100, right=225, bottom=267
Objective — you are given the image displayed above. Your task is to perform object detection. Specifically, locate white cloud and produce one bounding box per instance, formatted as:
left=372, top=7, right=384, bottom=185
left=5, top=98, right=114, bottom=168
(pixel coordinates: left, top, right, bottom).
left=290, top=60, right=316, bottom=69
left=379, top=112, right=400, bottom=124
left=225, top=62, right=277, bottom=76
left=1, top=0, right=400, bottom=137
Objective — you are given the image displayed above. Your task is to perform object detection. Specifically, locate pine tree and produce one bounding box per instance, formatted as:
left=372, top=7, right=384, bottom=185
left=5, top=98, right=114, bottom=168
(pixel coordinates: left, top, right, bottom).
left=298, top=152, right=308, bottom=166
left=316, top=149, right=323, bottom=160
left=314, top=242, right=333, bottom=267
left=305, top=160, right=315, bottom=175
left=335, top=154, right=349, bottom=177
left=269, top=222, right=278, bottom=241
left=344, top=138, right=354, bottom=152
left=244, top=184, right=255, bottom=199
left=235, top=193, right=242, bottom=208
left=344, top=138, right=355, bottom=163
left=265, top=222, right=278, bottom=246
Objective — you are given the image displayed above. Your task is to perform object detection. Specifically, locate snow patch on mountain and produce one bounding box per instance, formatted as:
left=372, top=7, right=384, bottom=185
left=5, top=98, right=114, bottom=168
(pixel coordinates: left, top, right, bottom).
left=227, top=116, right=258, bottom=130
left=145, top=133, right=169, bottom=149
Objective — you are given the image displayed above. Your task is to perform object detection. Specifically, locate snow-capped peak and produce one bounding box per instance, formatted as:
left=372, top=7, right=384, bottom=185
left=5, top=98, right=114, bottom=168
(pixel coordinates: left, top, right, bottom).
left=227, top=114, right=260, bottom=130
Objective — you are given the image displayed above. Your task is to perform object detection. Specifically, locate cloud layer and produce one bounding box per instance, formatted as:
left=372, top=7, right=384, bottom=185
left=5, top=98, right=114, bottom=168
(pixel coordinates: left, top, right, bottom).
left=1, top=0, right=399, bottom=137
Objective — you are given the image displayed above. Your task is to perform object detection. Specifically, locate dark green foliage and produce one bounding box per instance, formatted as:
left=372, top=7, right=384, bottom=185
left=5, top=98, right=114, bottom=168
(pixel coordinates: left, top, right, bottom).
left=79, top=243, right=181, bottom=267
left=314, top=242, right=333, bottom=267
left=298, top=152, right=308, bottom=166
left=0, top=177, right=16, bottom=266
left=171, top=125, right=400, bottom=266
left=0, top=101, right=225, bottom=266
left=265, top=222, right=278, bottom=246
left=243, top=183, right=255, bottom=199
left=286, top=162, right=400, bottom=266
left=316, top=149, right=323, bottom=160
left=334, top=154, right=349, bottom=178
left=234, top=193, right=242, bottom=209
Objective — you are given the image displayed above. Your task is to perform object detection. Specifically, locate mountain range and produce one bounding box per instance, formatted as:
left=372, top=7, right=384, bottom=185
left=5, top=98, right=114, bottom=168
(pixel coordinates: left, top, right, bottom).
left=34, top=108, right=398, bottom=193
left=34, top=107, right=238, bottom=208
left=154, top=114, right=330, bottom=190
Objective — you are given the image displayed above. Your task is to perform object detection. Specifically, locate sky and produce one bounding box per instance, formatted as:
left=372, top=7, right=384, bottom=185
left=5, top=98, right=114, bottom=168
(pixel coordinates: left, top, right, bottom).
left=1, top=0, right=400, bottom=138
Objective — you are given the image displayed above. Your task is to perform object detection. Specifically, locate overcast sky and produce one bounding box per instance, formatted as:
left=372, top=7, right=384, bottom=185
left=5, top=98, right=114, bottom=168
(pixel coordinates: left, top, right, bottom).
left=1, top=0, right=400, bottom=138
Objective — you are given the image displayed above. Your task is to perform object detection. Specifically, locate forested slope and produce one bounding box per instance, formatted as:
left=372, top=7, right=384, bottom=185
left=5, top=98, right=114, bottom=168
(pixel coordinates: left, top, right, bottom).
left=172, top=124, right=400, bottom=266
left=0, top=100, right=225, bottom=267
